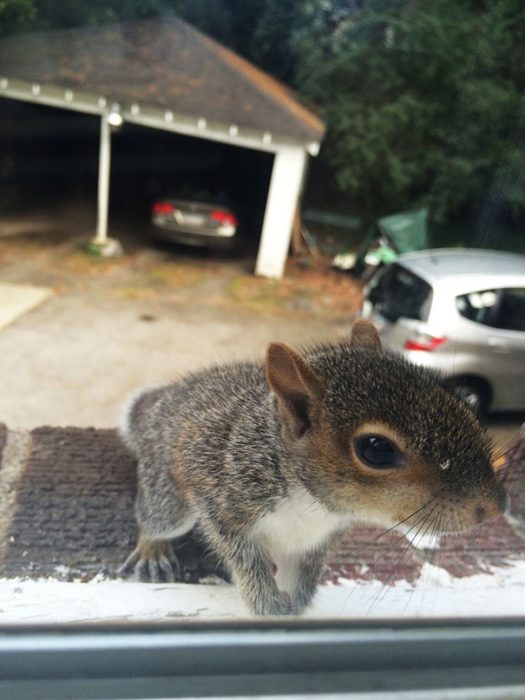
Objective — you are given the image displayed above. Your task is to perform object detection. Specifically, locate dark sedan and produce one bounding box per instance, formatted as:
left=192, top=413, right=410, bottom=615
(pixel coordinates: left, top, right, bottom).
left=151, top=198, right=239, bottom=249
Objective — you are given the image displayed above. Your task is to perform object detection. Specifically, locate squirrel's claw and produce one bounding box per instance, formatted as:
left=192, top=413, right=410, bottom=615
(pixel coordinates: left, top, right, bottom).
left=138, top=554, right=179, bottom=583
left=118, top=539, right=180, bottom=583
left=117, top=548, right=140, bottom=578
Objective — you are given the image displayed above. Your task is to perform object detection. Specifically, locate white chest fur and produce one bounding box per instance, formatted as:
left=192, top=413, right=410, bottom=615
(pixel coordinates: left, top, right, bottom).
left=256, top=487, right=348, bottom=552
left=251, top=487, right=351, bottom=594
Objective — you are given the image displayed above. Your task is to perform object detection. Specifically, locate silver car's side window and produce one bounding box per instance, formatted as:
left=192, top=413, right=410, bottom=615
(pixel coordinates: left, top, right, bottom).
left=496, top=288, right=525, bottom=331
left=456, top=287, right=525, bottom=331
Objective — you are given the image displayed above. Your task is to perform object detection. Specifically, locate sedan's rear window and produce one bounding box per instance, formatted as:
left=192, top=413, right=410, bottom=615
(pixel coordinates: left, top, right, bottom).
left=456, top=287, right=525, bottom=332
left=368, top=264, right=432, bottom=322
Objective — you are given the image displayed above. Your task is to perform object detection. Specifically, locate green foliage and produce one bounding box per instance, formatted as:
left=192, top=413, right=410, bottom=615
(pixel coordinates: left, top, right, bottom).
left=292, top=0, right=525, bottom=223
left=248, top=0, right=302, bottom=83
left=169, top=0, right=264, bottom=62
left=0, top=0, right=173, bottom=33
left=0, top=0, right=35, bottom=34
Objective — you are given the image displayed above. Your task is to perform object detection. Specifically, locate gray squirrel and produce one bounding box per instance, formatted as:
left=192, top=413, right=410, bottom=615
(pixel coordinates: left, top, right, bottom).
left=118, top=319, right=508, bottom=615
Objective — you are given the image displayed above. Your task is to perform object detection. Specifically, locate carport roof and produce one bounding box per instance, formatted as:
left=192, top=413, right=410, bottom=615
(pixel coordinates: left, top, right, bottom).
left=0, top=18, right=325, bottom=146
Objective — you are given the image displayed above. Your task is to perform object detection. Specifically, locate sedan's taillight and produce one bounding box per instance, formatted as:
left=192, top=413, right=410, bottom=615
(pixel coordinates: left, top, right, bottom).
left=404, top=333, right=447, bottom=351
left=211, top=210, right=238, bottom=226
left=152, top=202, right=176, bottom=215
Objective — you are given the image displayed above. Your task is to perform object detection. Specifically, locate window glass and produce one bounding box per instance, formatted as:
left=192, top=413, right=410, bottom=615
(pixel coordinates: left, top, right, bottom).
left=369, top=263, right=432, bottom=322
left=456, top=287, right=525, bottom=331
left=0, top=0, right=524, bottom=643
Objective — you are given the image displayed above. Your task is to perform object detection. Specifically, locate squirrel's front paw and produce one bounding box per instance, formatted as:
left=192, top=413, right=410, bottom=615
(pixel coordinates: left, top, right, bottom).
left=252, top=591, right=292, bottom=616
left=118, top=538, right=180, bottom=583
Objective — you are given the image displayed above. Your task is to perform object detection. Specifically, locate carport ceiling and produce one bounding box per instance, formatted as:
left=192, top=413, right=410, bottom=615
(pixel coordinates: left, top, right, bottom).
left=0, top=17, right=325, bottom=154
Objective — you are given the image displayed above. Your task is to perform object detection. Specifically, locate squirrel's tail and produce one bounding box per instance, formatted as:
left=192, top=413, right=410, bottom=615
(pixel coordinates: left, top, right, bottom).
left=118, top=385, right=165, bottom=453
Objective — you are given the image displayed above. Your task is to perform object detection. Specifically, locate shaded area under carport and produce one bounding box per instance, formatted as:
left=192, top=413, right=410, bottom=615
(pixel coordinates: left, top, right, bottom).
left=0, top=99, right=274, bottom=256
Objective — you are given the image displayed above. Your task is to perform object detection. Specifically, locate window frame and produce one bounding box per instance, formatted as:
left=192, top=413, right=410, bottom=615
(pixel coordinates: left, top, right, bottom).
left=1, top=618, right=525, bottom=699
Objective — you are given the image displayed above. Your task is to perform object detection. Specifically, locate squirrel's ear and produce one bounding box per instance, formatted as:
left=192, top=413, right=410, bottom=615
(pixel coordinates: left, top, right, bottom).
left=265, top=343, right=324, bottom=438
left=350, top=319, right=382, bottom=352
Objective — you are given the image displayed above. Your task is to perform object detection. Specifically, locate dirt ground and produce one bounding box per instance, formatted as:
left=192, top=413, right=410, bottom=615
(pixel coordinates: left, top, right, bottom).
left=0, top=211, right=363, bottom=429
left=0, top=207, right=522, bottom=447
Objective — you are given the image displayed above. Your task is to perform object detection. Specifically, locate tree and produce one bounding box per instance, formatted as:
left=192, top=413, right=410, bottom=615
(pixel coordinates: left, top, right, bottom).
left=0, top=0, right=175, bottom=34
left=292, top=0, right=525, bottom=225
left=0, top=0, right=35, bottom=34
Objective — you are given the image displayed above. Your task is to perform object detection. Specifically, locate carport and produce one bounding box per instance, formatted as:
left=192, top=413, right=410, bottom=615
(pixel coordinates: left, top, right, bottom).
left=0, top=18, right=325, bottom=278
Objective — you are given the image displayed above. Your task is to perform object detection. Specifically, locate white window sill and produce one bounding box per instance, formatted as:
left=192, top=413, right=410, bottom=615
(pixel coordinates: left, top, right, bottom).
left=1, top=559, right=524, bottom=624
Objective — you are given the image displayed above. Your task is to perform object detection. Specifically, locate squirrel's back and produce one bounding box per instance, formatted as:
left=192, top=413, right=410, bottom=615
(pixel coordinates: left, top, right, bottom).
left=119, top=360, right=269, bottom=454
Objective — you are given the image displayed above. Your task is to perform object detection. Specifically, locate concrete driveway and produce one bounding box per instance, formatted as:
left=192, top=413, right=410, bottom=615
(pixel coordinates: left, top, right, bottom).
left=0, top=219, right=358, bottom=428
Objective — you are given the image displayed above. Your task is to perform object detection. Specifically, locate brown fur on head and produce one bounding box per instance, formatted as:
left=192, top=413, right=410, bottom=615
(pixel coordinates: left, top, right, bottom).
left=266, top=320, right=508, bottom=536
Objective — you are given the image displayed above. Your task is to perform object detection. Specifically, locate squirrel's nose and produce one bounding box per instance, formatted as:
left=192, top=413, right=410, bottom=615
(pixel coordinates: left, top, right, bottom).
left=475, top=505, right=487, bottom=524
left=476, top=485, right=509, bottom=524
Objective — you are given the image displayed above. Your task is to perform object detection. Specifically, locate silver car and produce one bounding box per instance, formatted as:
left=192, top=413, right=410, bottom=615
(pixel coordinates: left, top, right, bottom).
left=360, top=249, right=525, bottom=415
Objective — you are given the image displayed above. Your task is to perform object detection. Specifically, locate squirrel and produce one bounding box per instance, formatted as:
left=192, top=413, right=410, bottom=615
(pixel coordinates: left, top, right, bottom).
left=118, top=319, right=508, bottom=615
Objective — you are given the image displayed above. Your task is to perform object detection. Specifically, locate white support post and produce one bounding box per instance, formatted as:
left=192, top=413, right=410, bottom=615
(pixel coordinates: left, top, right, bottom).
left=94, top=114, right=111, bottom=244
left=255, top=146, right=308, bottom=279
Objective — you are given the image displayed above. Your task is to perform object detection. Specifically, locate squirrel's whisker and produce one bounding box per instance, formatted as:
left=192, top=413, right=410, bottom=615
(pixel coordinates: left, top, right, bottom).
left=405, top=504, right=439, bottom=544
left=449, top=509, right=461, bottom=539
left=347, top=495, right=439, bottom=559
left=492, top=439, right=514, bottom=459
left=339, top=502, right=437, bottom=616
left=492, top=425, right=525, bottom=485
left=364, top=505, right=438, bottom=615
left=368, top=504, right=437, bottom=612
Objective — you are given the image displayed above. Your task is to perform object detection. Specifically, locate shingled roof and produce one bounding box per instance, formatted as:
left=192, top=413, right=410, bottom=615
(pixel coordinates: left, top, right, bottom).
left=0, top=18, right=325, bottom=145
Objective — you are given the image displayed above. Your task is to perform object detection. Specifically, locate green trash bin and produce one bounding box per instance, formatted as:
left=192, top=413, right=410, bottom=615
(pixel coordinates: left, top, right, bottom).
left=353, top=208, right=429, bottom=273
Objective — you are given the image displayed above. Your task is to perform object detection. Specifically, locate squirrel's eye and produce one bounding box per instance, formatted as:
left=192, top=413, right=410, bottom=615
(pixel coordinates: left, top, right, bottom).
left=355, top=435, right=402, bottom=469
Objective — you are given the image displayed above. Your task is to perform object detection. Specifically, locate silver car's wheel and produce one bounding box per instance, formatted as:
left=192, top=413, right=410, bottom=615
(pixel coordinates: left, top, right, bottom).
left=450, top=381, right=489, bottom=418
